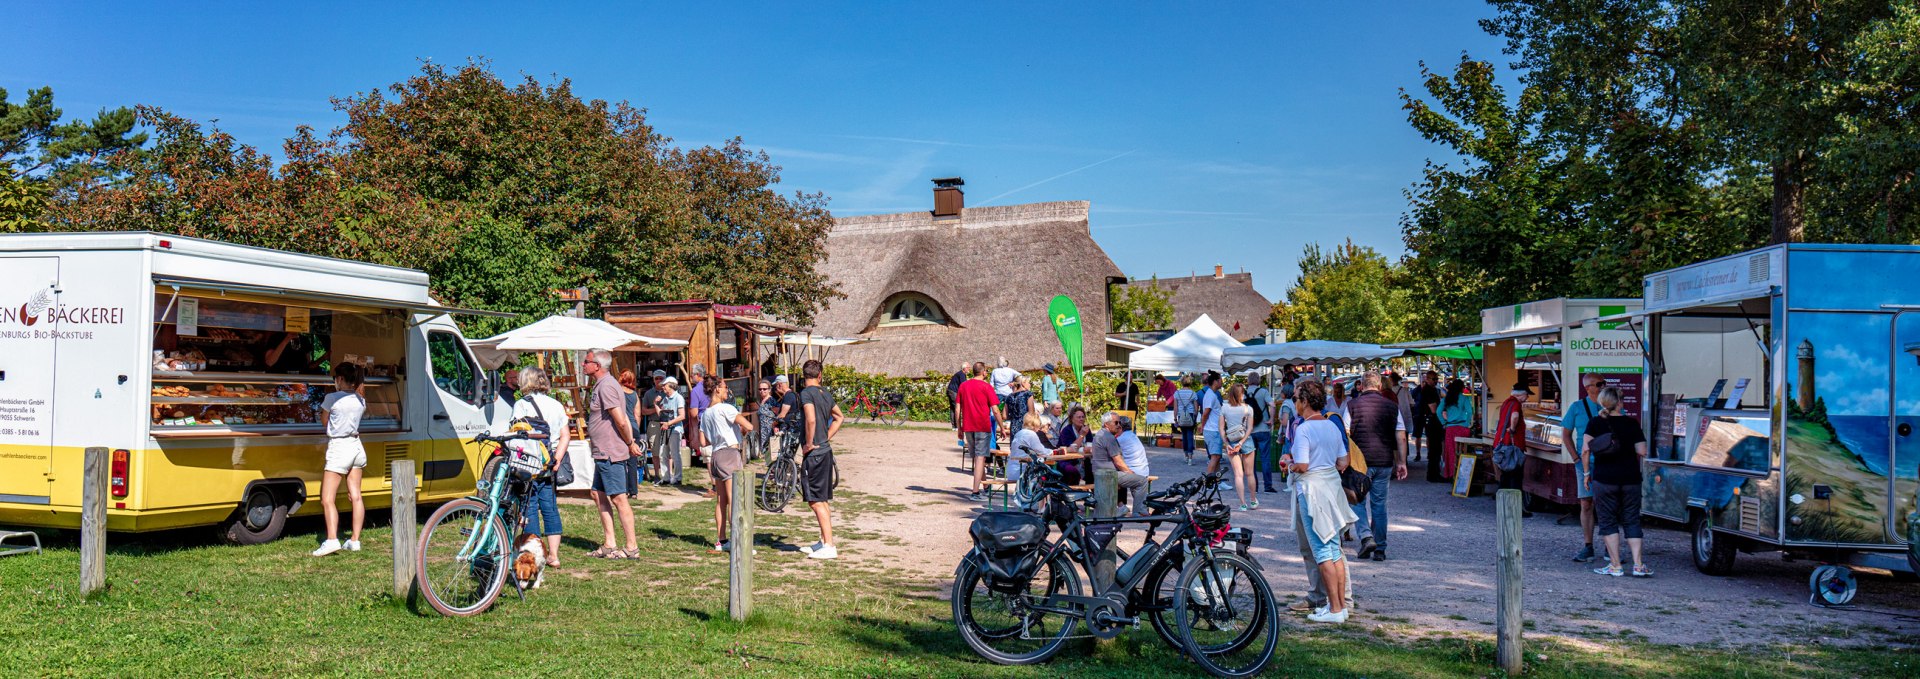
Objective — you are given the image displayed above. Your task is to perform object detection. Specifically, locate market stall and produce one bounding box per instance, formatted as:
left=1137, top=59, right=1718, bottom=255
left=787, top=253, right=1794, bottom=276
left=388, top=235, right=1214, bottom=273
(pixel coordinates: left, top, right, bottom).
left=1390, top=298, right=1643, bottom=505
left=601, top=301, right=807, bottom=401
left=1612, top=244, right=1918, bottom=595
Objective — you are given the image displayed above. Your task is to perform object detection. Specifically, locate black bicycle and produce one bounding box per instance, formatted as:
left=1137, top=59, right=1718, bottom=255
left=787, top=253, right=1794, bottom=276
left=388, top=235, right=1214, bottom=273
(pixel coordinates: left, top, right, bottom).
left=951, top=469, right=1279, bottom=677
left=754, top=426, right=839, bottom=512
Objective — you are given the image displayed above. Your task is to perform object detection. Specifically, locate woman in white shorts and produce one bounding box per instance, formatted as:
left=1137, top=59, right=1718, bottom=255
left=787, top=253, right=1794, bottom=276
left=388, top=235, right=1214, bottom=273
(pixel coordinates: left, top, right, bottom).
left=313, top=363, right=367, bottom=556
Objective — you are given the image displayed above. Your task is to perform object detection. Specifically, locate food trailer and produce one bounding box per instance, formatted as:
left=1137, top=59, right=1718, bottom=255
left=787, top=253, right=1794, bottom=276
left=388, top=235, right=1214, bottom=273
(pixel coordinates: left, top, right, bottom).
left=1613, top=245, right=1919, bottom=596
left=0, top=232, right=512, bottom=544
left=601, top=301, right=806, bottom=399
left=1391, top=298, right=1644, bottom=507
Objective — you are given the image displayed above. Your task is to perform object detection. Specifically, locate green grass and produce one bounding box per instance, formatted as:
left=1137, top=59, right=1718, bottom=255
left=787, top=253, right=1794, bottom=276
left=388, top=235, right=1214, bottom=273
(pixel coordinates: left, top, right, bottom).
left=1, top=496, right=1913, bottom=677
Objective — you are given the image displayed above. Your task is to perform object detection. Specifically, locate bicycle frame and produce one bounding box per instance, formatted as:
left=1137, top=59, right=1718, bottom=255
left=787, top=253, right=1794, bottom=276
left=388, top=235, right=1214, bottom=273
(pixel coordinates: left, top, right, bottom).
left=456, top=435, right=542, bottom=565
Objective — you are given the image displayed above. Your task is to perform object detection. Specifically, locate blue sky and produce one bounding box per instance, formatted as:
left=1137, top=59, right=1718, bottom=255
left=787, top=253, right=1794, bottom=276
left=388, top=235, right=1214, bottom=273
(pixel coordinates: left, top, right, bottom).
left=11, top=2, right=1506, bottom=300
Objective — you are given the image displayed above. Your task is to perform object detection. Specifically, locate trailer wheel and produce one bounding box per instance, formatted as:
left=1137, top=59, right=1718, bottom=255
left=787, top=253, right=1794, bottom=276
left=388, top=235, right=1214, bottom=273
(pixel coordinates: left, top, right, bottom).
left=220, top=486, right=289, bottom=545
left=1691, top=511, right=1737, bottom=576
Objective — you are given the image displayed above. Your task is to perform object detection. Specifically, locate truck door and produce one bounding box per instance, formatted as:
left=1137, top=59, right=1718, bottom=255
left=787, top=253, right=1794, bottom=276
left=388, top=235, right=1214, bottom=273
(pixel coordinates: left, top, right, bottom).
left=1892, top=311, right=1920, bottom=546
left=423, top=326, right=492, bottom=494
left=0, top=258, right=59, bottom=505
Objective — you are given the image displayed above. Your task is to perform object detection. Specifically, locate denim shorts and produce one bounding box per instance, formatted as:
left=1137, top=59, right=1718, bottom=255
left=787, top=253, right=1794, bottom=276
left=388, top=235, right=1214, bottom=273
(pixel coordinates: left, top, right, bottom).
left=592, top=458, right=631, bottom=496
left=1297, top=491, right=1345, bottom=564
left=1203, top=429, right=1226, bottom=457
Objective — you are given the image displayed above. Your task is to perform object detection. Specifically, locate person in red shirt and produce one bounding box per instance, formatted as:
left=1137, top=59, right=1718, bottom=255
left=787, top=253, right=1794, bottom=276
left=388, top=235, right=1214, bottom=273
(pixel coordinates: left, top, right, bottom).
left=1155, top=373, right=1177, bottom=404
left=957, top=361, right=1002, bottom=501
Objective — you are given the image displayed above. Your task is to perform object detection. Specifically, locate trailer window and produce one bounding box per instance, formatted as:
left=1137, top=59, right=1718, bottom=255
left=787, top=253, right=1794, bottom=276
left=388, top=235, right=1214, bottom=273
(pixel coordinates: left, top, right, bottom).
left=427, top=331, right=482, bottom=406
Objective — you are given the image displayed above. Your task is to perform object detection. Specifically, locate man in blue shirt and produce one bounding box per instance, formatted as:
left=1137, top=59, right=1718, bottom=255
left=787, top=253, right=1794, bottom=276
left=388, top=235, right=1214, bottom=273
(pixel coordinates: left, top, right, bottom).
left=1560, top=373, right=1604, bottom=562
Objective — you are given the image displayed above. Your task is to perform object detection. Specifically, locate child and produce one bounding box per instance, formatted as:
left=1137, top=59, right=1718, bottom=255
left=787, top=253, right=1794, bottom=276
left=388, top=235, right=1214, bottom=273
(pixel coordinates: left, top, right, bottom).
left=313, top=363, right=367, bottom=556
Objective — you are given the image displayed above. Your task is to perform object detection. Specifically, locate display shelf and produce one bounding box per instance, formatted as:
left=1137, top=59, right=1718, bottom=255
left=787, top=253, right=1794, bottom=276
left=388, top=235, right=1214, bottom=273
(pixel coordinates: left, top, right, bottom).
left=151, top=421, right=403, bottom=438
left=151, top=396, right=300, bottom=405
left=152, top=371, right=395, bottom=385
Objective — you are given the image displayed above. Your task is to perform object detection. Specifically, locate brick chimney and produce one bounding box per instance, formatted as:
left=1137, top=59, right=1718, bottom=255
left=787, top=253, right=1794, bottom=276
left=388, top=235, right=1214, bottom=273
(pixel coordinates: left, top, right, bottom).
left=932, top=177, right=965, bottom=217
left=1213, top=265, right=1224, bottom=279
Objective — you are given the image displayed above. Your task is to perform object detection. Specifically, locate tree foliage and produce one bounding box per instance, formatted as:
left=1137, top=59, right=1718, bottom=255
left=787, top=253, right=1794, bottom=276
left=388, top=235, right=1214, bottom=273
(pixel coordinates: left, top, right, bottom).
left=1109, top=280, right=1175, bottom=333
left=37, top=62, right=840, bottom=330
left=1, top=86, right=145, bottom=231
left=1268, top=241, right=1417, bottom=345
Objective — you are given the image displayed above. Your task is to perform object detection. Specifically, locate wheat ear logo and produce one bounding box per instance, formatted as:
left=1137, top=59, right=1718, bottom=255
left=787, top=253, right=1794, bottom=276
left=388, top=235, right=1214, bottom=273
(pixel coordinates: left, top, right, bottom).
left=21, top=289, right=53, bottom=327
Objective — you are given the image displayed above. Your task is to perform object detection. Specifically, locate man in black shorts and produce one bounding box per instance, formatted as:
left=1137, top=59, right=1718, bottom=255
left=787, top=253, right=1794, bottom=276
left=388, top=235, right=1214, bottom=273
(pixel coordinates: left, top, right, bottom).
left=797, top=359, right=844, bottom=560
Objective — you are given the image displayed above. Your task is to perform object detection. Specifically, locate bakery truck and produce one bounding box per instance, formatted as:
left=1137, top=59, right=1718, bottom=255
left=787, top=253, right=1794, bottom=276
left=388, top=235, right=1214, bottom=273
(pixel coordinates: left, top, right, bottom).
left=0, top=232, right=514, bottom=543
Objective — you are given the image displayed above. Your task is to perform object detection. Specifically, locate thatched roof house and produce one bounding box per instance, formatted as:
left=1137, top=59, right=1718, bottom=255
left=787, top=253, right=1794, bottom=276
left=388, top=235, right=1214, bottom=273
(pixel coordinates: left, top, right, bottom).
left=1122, top=268, right=1273, bottom=341
left=814, top=181, right=1124, bottom=377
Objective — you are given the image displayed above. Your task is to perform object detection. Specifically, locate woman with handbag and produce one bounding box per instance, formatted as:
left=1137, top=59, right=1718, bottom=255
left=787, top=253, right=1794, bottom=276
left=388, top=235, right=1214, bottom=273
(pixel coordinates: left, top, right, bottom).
left=1583, top=386, right=1651, bottom=577
left=1277, top=379, right=1358, bottom=624
left=514, top=366, right=571, bottom=567
left=1492, top=382, right=1533, bottom=517
left=1217, top=384, right=1257, bottom=511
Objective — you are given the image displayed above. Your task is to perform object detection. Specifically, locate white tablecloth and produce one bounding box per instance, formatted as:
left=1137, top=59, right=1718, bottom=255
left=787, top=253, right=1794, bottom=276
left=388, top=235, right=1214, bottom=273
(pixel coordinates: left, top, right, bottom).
left=1143, top=411, right=1175, bottom=426
left=558, top=440, right=596, bottom=491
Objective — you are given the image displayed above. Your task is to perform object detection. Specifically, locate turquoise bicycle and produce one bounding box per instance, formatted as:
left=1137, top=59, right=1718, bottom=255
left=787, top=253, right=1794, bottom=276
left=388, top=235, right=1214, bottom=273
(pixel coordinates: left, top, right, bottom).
left=415, top=430, right=547, bottom=617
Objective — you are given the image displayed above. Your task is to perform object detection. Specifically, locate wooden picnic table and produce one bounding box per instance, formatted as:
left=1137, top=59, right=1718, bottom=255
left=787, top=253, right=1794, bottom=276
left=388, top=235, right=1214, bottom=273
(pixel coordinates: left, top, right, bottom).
left=992, top=451, right=1087, bottom=463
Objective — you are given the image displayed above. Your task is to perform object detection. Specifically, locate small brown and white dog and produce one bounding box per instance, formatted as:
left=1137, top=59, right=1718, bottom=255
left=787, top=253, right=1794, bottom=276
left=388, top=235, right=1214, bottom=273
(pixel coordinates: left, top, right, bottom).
left=512, top=533, right=545, bottom=590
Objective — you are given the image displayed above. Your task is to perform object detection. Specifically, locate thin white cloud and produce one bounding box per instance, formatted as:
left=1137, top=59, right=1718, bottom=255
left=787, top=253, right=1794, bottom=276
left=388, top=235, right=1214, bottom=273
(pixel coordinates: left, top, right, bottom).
left=978, top=149, right=1139, bottom=206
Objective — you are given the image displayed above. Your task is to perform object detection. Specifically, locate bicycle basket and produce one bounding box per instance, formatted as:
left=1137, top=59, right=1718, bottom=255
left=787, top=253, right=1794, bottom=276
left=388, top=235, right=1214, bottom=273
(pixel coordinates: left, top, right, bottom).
left=1192, top=502, right=1232, bottom=532
left=503, top=437, right=550, bottom=480
left=970, top=511, right=1050, bottom=591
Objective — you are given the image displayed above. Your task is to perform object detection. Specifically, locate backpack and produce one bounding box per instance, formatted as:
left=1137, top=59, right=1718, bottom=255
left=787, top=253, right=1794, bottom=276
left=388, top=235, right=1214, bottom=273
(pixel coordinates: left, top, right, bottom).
left=1174, top=391, right=1197, bottom=427
left=1249, top=386, right=1268, bottom=429
left=505, top=396, right=555, bottom=478
left=1331, top=419, right=1372, bottom=504
left=1588, top=414, right=1622, bottom=460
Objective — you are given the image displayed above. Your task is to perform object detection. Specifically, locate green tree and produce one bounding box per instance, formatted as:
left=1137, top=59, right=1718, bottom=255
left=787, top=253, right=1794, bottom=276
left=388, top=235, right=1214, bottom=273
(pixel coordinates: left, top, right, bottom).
left=0, top=86, right=145, bottom=230
left=1272, top=241, right=1416, bottom=345
left=1109, top=280, right=1175, bottom=332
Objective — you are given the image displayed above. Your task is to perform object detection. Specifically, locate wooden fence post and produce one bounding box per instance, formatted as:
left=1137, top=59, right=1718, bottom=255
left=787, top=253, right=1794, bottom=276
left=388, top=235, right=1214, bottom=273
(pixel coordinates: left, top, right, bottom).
left=391, top=460, right=417, bottom=600
left=1092, top=468, right=1118, bottom=592
left=729, top=468, right=755, bottom=621
left=1496, top=488, right=1523, bottom=675
left=80, top=447, right=108, bottom=596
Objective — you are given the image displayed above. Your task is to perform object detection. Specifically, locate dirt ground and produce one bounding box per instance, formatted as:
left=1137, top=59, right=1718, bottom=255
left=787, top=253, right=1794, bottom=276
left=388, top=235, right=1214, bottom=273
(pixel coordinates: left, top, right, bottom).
left=825, top=424, right=1920, bottom=648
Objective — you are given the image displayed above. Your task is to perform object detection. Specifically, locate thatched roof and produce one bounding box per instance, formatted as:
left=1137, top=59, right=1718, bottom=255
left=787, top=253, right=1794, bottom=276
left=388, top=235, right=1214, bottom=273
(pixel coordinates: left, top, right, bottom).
left=814, top=201, right=1123, bottom=377
left=1123, top=271, right=1273, bottom=341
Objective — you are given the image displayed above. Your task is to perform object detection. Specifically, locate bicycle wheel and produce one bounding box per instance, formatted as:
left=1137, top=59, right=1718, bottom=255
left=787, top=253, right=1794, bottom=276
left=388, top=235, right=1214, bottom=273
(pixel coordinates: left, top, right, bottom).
left=759, top=456, right=797, bottom=513
left=951, top=551, right=1083, bottom=665
left=1140, top=547, right=1189, bottom=649
left=415, top=498, right=510, bottom=617
left=1172, top=551, right=1278, bottom=677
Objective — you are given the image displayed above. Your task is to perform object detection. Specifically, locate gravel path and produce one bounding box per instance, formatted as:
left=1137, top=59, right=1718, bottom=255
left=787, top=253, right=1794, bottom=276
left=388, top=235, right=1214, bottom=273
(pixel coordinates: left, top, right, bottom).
left=832, top=425, right=1920, bottom=648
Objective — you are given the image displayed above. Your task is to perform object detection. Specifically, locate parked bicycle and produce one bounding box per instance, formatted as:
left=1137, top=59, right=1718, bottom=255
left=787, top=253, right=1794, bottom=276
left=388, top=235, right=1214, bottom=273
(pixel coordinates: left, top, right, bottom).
left=848, top=387, right=907, bottom=427
left=414, top=430, right=549, bottom=617
left=952, top=468, right=1278, bottom=677
left=755, top=425, right=839, bottom=513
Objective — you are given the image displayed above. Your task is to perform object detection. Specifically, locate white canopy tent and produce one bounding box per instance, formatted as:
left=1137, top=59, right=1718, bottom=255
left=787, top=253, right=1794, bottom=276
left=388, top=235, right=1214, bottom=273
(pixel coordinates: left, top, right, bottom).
left=1220, top=341, right=1403, bottom=372
left=469, top=315, right=687, bottom=370
left=1126, top=314, right=1246, bottom=374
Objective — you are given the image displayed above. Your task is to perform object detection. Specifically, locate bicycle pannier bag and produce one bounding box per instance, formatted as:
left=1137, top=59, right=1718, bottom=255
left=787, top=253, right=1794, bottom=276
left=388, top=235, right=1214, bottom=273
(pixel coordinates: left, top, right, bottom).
left=505, top=397, right=555, bottom=479
left=970, top=511, right=1050, bottom=590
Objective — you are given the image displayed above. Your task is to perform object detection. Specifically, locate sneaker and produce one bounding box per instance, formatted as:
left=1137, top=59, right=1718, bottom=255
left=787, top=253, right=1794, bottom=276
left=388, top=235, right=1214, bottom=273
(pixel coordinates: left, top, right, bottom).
left=1217, top=481, right=1233, bottom=491
left=968, top=492, right=986, bottom=502
left=1371, top=548, right=1386, bottom=562
left=712, top=541, right=729, bottom=554
left=807, top=543, right=838, bottom=560
left=1630, top=564, right=1654, bottom=578
left=1239, top=503, right=1252, bottom=512
left=344, top=539, right=362, bottom=552
left=1250, top=499, right=1260, bottom=510
left=1186, top=456, right=1194, bottom=466
left=1307, top=608, right=1350, bottom=624
left=310, top=539, right=342, bottom=557
left=1593, top=564, right=1624, bottom=577
left=800, top=541, right=824, bottom=554
left=1357, top=537, right=1377, bottom=560
left=1572, top=544, right=1595, bottom=563
left=1288, top=600, right=1319, bottom=612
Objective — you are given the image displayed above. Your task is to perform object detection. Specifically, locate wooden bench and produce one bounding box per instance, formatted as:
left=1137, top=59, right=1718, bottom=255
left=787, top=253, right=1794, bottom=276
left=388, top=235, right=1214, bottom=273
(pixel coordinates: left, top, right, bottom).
left=981, top=479, right=1017, bottom=508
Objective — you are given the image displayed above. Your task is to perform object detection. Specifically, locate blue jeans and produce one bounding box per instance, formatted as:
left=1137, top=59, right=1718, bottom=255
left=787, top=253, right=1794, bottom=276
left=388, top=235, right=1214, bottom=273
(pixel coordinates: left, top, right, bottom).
left=525, top=480, right=562, bottom=536
left=1251, top=431, right=1273, bottom=488
left=1350, top=466, right=1393, bottom=546
left=1178, top=425, right=1196, bottom=457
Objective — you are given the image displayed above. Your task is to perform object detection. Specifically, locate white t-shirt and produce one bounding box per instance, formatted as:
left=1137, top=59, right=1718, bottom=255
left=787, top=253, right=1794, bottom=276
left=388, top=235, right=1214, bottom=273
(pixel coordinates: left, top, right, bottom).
left=321, top=391, right=365, bottom=438
left=700, top=402, right=742, bottom=449
left=1200, top=389, right=1224, bottom=432
left=511, top=393, right=570, bottom=443
left=1116, top=431, right=1151, bottom=476
left=1217, top=404, right=1253, bottom=441
left=1290, top=418, right=1347, bottom=472
left=991, top=366, right=1020, bottom=396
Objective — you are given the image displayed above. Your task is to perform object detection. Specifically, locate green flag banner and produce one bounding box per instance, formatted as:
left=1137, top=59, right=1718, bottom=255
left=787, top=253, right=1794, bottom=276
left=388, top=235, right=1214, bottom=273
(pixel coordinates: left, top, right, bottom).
left=1048, top=295, right=1086, bottom=389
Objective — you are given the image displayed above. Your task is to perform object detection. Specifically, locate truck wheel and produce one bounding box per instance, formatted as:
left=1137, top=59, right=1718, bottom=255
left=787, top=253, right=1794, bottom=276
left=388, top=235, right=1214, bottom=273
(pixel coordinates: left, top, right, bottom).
left=1691, top=511, right=1737, bottom=576
left=220, top=486, right=289, bottom=545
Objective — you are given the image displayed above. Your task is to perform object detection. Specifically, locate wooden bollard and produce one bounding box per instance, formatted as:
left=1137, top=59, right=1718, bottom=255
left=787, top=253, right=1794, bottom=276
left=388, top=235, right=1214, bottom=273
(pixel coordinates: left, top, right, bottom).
left=1092, top=468, right=1118, bottom=591
left=1495, top=488, right=1523, bottom=675
left=80, top=447, right=108, bottom=596
left=729, top=468, right=755, bottom=621
left=391, top=459, right=417, bottom=599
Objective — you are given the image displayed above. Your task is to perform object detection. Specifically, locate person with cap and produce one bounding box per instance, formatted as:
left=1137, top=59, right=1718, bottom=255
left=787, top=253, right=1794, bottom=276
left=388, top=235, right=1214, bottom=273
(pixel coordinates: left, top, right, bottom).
left=637, top=369, right=666, bottom=482
left=1492, top=380, right=1534, bottom=516
left=654, top=375, right=689, bottom=485
left=1039, top=363, right=1065, bottom=410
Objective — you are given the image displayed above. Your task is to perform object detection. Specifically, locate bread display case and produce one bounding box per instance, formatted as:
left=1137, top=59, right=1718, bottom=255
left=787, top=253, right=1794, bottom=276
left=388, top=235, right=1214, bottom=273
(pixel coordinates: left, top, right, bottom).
left=149, top=372, right=401, bottom=435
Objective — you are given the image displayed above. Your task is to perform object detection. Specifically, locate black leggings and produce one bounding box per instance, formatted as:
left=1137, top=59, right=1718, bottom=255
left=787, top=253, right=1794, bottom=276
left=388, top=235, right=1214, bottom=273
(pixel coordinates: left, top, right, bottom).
left=1592, top=480, right=1644, bottom=539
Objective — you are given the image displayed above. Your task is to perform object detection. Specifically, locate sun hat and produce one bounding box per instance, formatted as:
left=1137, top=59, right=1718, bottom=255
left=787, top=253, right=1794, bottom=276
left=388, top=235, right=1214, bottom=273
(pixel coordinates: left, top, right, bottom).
left=1043, top=363, right=1056, bottom=373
